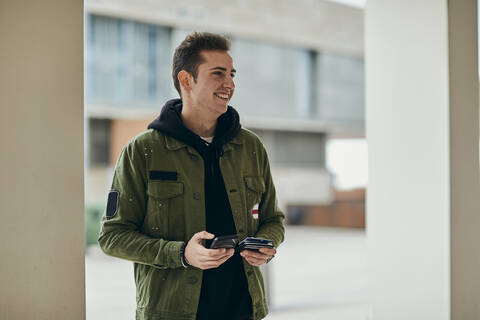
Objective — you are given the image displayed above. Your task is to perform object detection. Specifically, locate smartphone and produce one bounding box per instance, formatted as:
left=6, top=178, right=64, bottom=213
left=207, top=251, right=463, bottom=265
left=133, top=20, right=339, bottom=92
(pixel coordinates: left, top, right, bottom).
left=209, top=234, right=239, bottom=249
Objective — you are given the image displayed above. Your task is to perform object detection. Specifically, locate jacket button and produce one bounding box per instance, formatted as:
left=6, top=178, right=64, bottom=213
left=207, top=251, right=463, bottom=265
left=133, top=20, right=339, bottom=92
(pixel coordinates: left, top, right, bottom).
left=169, top=262, right=176, bottom=268
left=190, top=154, right=199, bottom=161
left=193, top=192, right=201, bottom=200
left=247, top=270, right=253, bottom=276
left=188, top=276, right=197, bottom=284
left=238, top=229, right=244, bottom=233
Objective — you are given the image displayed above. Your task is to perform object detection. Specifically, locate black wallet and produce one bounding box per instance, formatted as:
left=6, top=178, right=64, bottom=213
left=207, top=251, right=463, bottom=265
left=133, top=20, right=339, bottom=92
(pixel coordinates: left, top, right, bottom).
left=209, top=234, right=273, bottom=252
left=209, top=234, right=239, bottom=249
left=237, top=237, right=274, bottom=252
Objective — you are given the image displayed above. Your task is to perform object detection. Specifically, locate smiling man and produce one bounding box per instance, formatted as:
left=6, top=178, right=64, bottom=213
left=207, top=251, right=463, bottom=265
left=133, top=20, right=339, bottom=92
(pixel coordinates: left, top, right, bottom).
left=98, top=32, right=285, bottom=320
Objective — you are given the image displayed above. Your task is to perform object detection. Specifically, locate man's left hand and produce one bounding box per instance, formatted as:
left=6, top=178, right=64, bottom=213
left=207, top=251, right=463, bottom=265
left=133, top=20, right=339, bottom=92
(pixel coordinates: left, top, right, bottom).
left=240, top=247, right=276, bottom=266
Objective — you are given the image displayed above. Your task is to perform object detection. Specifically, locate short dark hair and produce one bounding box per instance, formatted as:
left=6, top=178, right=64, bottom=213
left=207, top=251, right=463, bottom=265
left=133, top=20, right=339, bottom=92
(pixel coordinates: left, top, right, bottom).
left=172, top=32, right=231, bottom=96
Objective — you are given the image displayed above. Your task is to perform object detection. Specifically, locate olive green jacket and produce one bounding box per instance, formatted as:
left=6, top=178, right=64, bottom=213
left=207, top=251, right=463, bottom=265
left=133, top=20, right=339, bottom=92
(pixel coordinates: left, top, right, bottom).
left=98, top=128, right=285, bottom=320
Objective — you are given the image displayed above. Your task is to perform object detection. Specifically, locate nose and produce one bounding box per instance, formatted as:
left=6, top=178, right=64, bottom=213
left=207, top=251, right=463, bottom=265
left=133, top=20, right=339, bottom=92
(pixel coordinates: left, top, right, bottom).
left=223, top=75, right=235, bottom=91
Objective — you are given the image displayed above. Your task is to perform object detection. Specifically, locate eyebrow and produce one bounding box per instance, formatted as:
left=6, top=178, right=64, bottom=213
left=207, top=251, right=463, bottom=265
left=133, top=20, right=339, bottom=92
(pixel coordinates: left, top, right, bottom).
left=210, top=66, right=236, bottom=73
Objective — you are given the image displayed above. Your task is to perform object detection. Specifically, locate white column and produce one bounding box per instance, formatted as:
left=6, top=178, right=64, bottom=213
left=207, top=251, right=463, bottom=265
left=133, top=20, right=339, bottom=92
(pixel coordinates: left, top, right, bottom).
left=366, top=1, right=479, bottom=319
left=0, top=1, right=85, bottom=319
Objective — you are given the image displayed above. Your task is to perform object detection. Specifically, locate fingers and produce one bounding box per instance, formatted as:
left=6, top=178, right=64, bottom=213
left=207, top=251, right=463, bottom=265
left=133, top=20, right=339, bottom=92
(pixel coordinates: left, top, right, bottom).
left=241, top=249, right=272, bottom=260
left=197, top=248, right=232, bottom=262
left=244, top=256, right=265, bottom=266
left=259, top=247, right=276, bottom=256
left=240, top=248, right=275, bottom=266
left=195, top=246, right=232, bottom=258
left=202, top=253, right=234, bottom=269
left=199, top=249, right=235, bottom=270
left=207, top=248, right=235, bottom=259
left=192, top=231, right=215, bottom=242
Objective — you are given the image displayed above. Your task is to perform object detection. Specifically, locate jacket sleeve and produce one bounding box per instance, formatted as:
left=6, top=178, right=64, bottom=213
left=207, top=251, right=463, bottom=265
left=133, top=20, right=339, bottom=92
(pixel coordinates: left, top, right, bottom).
left=97, top=139, right=184, bottom=269
left=254, top=145, right=285, bottom=249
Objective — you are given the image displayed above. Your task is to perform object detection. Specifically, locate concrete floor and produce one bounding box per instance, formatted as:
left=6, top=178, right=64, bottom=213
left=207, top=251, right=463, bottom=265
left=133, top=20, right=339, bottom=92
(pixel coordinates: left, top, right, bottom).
left=86, top=226, right=369, bottom=319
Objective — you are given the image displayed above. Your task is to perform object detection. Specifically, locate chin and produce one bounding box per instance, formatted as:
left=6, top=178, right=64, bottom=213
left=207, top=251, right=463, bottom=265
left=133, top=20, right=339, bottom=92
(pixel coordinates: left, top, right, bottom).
left=213, top=103, right=228, bottom=115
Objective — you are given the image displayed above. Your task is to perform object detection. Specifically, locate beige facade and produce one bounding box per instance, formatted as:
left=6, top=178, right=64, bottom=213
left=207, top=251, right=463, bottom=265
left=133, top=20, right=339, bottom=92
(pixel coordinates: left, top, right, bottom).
left=0, top=0, right=85, bottom=319
left=366, top=0, right=480, bottom=318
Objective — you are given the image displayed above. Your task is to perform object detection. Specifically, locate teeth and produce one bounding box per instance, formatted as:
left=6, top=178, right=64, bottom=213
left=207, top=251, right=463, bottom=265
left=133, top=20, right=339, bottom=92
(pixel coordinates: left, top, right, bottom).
left=216, top=93, right=229, bottom=99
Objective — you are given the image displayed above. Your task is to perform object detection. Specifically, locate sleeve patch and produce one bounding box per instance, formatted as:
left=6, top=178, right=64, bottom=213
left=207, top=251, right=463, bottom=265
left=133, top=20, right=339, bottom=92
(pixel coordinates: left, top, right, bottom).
left=106, top=191, right=119, bottom=219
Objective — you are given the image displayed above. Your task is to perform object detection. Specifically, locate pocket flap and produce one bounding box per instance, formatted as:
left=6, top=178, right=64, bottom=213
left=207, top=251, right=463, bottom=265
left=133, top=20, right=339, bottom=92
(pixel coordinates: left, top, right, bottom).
left=244, top=176, right=265, bottom=193
left=147, top=181, right=184, bottom=199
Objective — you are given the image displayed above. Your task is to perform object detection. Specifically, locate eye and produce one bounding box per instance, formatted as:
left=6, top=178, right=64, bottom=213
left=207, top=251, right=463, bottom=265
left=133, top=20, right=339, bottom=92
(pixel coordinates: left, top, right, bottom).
left=212, top=71, right=223, bottom=76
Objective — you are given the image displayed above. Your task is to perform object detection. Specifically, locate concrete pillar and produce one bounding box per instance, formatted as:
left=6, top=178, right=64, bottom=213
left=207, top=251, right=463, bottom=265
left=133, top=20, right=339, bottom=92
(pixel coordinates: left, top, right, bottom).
left=0, top=1, right=85, bottom=319
left=366, top=0, right=479, bottom=319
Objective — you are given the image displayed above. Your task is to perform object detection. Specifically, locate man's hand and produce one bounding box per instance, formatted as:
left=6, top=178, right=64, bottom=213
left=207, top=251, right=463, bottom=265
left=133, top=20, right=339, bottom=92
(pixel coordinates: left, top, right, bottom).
left=240, top=247, right=276, bottom=266
left=185, top=231, right=234, bottom=270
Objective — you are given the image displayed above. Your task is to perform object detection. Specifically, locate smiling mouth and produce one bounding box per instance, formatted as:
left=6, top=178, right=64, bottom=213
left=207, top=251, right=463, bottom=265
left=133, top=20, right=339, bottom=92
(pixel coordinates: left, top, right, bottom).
left=214, top=93, right=230, bottom=101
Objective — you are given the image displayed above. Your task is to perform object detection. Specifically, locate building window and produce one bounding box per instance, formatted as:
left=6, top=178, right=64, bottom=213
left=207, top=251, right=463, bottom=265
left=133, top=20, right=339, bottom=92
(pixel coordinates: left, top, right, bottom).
left=89, top=118, right=111, bottom=166
left=230, top=39, right=313, bottom=120
left=86, top=14, right=172, bottom=109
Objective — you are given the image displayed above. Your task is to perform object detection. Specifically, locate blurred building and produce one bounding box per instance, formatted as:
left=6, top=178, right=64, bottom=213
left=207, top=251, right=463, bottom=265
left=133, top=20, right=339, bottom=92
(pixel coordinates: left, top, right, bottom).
left=84, top=0, right=365, bottom=226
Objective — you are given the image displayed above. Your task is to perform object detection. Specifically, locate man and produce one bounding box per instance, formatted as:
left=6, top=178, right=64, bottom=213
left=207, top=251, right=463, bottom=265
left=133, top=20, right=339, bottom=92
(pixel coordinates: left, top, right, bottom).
left=98, top=32, right=285, bottom=320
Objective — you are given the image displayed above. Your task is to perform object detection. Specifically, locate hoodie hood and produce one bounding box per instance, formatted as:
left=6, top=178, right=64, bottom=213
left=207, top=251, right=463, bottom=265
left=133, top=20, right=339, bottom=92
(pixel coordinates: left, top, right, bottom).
left=147, top=98, right=241, bottom=156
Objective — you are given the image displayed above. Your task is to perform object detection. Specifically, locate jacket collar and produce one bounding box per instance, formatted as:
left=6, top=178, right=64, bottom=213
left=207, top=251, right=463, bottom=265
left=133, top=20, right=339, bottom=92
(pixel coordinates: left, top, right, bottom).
left=149, top=99, right=242, bottom=154
left=223, top=134, right=243, bottom=152
left=164, top=135, right=188, bottom=151
left=164, top=131, right=243, bottom=152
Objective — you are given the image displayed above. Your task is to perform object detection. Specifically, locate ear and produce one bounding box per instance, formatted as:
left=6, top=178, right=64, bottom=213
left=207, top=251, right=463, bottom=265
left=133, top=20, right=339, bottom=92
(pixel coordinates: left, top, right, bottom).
left=178, top=70, right=193, bottom=92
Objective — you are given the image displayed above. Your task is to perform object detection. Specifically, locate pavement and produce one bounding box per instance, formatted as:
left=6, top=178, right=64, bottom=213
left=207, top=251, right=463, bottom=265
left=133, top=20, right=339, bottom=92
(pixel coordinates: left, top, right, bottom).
left=86, top=226, right=369, bottom=319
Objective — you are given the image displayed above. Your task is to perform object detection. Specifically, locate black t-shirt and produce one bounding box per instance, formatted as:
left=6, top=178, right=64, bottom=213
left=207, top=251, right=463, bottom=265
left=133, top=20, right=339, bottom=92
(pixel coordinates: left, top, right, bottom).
left=195, top=144, right=252, bottom=320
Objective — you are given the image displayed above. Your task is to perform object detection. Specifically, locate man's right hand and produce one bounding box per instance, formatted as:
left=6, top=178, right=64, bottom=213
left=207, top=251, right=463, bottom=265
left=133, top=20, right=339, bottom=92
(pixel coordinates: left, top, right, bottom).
left=184, top=231, right=234, bottom=270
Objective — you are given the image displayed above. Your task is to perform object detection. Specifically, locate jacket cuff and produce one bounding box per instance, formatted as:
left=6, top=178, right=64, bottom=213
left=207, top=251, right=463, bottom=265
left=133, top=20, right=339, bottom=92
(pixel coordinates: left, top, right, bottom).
left=164, top=241, right=184, bottom=268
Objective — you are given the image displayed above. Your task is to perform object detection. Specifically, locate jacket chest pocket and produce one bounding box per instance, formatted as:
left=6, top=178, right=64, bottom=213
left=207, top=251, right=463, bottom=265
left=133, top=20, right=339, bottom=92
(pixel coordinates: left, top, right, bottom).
left=244, top=176, right=265, bottom=235
left=145, top=181, right=184, bottom=239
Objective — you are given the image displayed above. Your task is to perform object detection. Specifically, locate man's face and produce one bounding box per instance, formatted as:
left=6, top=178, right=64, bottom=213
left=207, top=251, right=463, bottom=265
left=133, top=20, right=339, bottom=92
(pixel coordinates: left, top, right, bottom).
left=189, top=50, right=236, bottom=117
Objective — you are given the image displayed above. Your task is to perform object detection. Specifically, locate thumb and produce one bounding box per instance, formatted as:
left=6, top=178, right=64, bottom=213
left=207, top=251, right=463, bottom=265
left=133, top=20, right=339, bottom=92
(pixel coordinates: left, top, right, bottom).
left=192, top=231, right=215, bottom=242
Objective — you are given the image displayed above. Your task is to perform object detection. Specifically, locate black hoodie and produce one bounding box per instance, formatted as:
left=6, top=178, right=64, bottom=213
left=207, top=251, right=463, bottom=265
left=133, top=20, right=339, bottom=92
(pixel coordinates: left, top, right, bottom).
left=148, top=99, right=253, bottom=320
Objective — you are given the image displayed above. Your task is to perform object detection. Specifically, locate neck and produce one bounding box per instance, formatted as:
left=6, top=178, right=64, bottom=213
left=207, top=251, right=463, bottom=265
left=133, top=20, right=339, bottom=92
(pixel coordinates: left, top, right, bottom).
left=181, top=100, right=218, bottom=138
